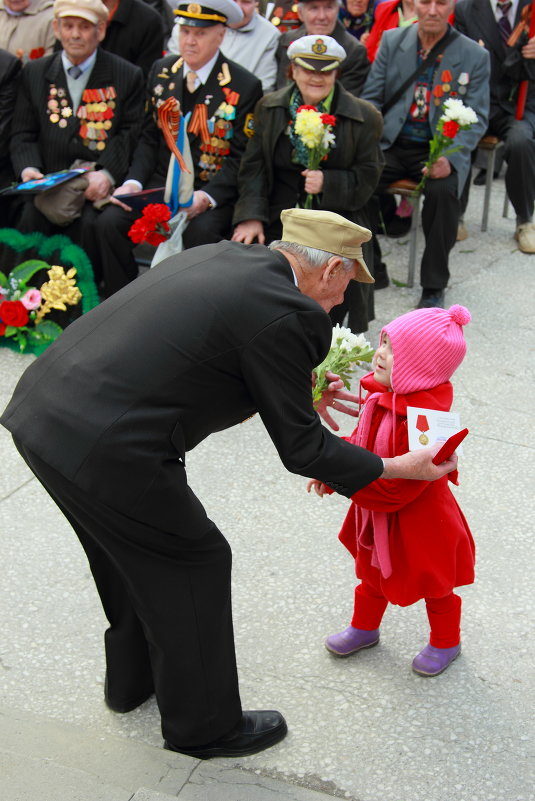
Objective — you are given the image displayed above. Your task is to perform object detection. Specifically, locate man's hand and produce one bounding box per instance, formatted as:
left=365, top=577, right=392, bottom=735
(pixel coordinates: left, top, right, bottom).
left=185, top=190, right=212, bottom=220
left=109, top=180, right=140, bottom=211
left=21, top=167, right=44, bottom=182
left=522, top=34, right=535, bottom=59
left=315, top=370, right=360, bottom=431
left=231, top=219, right=265, bottom=244
left=381, top=443, right=458, bottom=481
left=85, top=170, right=112, bottom=202
left=423, top=156, right=452, bottom=180
left=301, top=169, right=324, bottom=194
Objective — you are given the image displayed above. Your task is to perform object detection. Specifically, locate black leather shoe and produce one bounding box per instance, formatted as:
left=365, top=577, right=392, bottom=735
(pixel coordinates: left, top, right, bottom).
left=373, top=262, right=390, bottom=290
left=164, top=710, right=288, bottom=759
left=416, top=289, right=445, bottom=309
left=382, top=215, right=412, bottom=238
left=104, top=674, right=154, bottom=713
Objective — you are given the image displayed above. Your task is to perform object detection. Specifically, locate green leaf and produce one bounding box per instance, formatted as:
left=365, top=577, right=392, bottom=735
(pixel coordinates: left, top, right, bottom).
left=27, top=319, right=64, bottom=345
left=10, top=259, right=51, bottom=286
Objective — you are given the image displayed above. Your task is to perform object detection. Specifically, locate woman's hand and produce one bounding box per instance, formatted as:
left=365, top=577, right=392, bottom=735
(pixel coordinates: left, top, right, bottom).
left=301, top=169, right=324, bottom=194
left=231, top=219, right=265, bottom=244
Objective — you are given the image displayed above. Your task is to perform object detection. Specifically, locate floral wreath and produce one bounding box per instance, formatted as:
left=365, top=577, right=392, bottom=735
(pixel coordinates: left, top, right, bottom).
left=0, top=229, right=99, bottom=356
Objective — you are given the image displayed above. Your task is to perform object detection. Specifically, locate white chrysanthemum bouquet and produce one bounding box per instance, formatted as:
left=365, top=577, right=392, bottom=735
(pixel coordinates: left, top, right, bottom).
left=312, top=324, right=375, bottom=406
left=294, top=105, right=337, bottom=209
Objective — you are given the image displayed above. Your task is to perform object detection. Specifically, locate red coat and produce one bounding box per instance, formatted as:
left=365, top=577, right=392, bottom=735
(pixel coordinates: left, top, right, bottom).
left=339, top=375, right=475, bottom=606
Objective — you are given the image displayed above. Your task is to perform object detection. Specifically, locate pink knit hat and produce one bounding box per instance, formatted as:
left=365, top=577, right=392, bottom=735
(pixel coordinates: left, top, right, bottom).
left=381, top=304, right=471, bottom=394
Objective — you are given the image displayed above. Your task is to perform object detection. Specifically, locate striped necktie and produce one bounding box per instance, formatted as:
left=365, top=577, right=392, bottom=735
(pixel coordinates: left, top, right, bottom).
left=68, top=65, right=83, bottom=79
left=186, top=70, right=198, bottom=93
left=497, top=0, right=512, bottom=43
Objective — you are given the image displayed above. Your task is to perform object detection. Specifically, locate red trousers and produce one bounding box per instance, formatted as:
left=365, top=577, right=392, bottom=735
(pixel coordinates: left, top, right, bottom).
left=351, top=581, right=462, bottom=648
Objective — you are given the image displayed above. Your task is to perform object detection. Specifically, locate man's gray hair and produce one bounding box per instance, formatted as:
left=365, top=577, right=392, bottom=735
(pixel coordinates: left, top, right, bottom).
left=269, top=240, right=355, bottom=273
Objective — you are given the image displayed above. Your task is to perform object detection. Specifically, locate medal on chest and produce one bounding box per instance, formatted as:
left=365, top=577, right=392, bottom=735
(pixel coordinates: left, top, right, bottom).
left=77, top=86, right=116, bottom=151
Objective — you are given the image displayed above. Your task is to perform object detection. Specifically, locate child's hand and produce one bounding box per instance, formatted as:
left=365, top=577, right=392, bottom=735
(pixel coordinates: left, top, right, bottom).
left=307, top=479, right=328, bottom=497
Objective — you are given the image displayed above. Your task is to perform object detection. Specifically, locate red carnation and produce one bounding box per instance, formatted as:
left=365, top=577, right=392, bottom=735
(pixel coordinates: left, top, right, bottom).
left=0, top=322, right=6, bottom=336
left=442, top=119, right=460, bottom=139
left=297, top=105, right=318, bottom=112
left=320, top=113, right=336, bottom=127
left=142, top=203, right=171, bottom=225
left=0, top=300, right=29, bottom=327
left=29, top=47, right=45, bottom=59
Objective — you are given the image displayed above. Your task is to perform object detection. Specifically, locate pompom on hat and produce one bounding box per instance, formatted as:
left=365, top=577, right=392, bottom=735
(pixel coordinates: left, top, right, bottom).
left=381, top=304, right=471, bottom=394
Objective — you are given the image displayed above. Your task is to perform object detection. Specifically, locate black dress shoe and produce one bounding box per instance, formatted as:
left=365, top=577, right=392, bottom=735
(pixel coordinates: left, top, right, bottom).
left=104, top=674, right=154, bottom=713
left=164, top=710, right=288, bottom=759
left=416, top=289, right=445, bottom=309
left=373, top=262, right=389, bottom=290
left=382, top=215, right=412, bottom=238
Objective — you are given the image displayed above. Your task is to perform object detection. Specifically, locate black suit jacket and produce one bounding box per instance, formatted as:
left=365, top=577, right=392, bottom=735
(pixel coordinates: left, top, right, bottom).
left=0, top=48, right=22, bottom=185
left=455, top=0, right=535, bottom=123
left=10, top=48, right=144, bottom=184
left=1, top=243, right=382, bottom=531
left=101, top=0, right=164, bottom=78
left=276, top=21, right=370, bottom=97
left=128, top=52, right=263, bottom=207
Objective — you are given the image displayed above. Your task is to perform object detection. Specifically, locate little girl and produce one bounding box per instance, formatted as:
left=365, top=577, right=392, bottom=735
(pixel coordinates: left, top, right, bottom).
left=308, top=305, right=475, bottom=676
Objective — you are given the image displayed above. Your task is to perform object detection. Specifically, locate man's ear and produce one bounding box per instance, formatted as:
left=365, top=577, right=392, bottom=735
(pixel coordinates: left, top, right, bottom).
left=297, top=4, right=305, bottom=23
left=322, top=256, right=343, bottom=282
left=97, top=20, right=107, bottom=43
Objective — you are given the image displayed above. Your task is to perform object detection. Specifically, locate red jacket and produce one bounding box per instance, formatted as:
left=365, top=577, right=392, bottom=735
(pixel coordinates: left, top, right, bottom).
left=338, top=374, right=475, bottom=606
left=365, top=0, right=455, bottom=62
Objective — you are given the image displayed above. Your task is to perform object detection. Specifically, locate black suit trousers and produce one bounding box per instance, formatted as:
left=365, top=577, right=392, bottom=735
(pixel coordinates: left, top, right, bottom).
left=14, top=439, right=243, bottom=747
left=373, top=142, right=460, bottom=290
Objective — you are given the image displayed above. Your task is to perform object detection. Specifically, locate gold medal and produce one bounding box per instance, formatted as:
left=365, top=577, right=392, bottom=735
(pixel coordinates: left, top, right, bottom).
left=58, top=119, right=67, bottom=128
left=419, top=433, right=429, bottom=445
left=443, top=83, right=451, bottom=92
left=50, top=113, right=60, bottom=123
left=96, top=141, right=106, bottom=151
left=103, top=120, right=112, bottom=130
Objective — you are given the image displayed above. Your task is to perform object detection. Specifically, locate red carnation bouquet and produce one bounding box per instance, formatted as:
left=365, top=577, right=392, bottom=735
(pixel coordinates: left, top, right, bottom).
left=128, top=203, right=172, bottom=247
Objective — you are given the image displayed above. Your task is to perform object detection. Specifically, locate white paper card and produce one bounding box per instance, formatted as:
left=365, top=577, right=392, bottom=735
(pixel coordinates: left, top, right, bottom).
left=406, top=407, right=463, bottom=453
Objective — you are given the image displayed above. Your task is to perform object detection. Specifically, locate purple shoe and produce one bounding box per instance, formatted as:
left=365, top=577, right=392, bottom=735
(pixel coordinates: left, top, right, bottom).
left=412, top=643, right=461, bottom=676
left=325, top=626, right=380, bottom=656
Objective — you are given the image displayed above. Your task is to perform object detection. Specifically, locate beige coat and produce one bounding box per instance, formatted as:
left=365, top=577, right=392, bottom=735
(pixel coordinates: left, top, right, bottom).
left=0, top=0, right=55, bottom=59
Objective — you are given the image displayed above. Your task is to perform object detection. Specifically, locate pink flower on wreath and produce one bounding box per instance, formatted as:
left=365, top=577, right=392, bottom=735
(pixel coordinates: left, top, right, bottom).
left=21, top=288, right=42, bottom=310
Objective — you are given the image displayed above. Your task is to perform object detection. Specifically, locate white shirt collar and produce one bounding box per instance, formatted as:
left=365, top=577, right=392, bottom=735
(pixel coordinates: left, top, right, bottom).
left=183, top=50, right=220, bottom=86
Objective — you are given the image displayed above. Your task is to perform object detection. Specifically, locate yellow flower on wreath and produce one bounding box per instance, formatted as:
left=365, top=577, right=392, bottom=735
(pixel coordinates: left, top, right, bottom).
left=35, top=265, right=82, bottom=323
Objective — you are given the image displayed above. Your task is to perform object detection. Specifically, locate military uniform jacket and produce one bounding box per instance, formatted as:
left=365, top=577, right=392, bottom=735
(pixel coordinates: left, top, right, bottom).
left=10, top=49, right=144, bottom=184
left=276, top=20, right=370, bottom=97
left=455, top=0, right=535, bottom=126
left=1, top=243, right=383, bottom=532
left=127, top=52, right=263, bottom=208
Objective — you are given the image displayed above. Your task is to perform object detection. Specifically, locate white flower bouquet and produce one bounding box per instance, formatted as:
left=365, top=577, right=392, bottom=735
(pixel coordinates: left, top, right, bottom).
left=312, top=324, right=375, bottom=406
left=416, top=98, right=479, bottom=195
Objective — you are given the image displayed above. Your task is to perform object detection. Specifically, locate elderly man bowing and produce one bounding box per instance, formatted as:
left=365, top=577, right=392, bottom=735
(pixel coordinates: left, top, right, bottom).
left=1, top=209, right=458, bottom=760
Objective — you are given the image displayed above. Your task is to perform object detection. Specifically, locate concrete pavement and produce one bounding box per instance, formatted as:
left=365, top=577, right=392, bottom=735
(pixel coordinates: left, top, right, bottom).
left=1, top=177, right=534, bottom=801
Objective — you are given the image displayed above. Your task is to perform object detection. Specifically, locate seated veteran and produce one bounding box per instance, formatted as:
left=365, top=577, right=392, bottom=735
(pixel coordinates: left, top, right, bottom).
left=361, top=0, right=490, bottom=309
left=0, top=49, right=22, bottom=225
left=167, top=0, right=281, bottom=92
left=10, top=0, right=144, bottom=297
left=232, top=35, right=384, bottom=333
left=90, top=0, right=263, bottom=284
left=0, top=0, right=55, bottom=61
left=275, top=0, right=370, bottom=97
